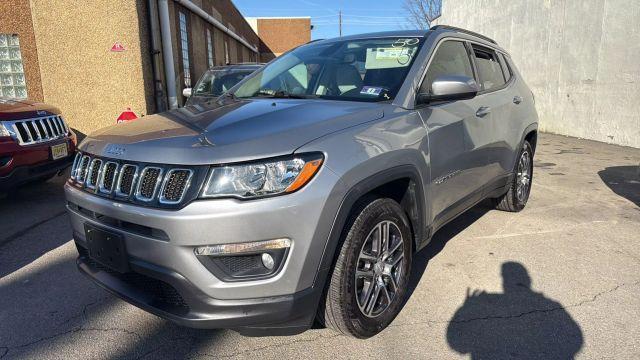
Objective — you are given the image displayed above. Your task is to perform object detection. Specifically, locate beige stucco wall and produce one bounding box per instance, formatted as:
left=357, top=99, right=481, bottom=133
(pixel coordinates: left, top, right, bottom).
left=434, top=0, right=640, bottom=148
left=0, top=0, right=44, bottom=102
left=30, top=0, right=153, bottom=136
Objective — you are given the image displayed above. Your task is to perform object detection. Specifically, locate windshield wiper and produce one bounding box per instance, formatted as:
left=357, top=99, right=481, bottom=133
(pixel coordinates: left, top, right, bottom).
left=252, top=90, right=316, bottom=99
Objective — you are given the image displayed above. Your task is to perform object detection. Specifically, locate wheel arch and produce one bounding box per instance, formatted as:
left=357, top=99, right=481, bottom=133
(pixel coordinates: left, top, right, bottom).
left=314, top=165, right=427, bottom=286
left=521, top=123, right=538, bottom=154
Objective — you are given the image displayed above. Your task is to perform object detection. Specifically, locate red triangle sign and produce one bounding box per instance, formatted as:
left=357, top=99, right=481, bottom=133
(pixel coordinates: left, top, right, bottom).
left=111, top=42, right=126, bottom=52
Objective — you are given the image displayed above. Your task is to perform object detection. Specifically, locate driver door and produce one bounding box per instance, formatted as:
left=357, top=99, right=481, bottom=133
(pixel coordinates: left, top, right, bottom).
left=416, top=39, right=486, bottom=225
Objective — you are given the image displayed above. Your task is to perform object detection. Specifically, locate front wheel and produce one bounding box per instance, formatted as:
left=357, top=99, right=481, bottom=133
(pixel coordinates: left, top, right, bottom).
left=319, top=198, right=412, bottom=338
left=494, top=140, right=534, bottom=212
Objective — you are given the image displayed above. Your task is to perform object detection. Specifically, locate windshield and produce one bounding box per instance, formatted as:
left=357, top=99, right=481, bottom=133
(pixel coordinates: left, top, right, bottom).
left=193, top=69, right=256, bottom=97
left=234, top=37, right=423, bottom=102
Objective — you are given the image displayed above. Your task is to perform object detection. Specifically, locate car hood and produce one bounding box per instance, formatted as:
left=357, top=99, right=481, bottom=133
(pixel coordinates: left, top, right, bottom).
left=0, top=97, right=61, bottom=121
left=80, top=98, right=384, bottom=165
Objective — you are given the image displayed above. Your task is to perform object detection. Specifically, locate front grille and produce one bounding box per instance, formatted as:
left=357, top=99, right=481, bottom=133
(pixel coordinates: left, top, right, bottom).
left=116, top=164, right=138, bottom=197
left=69, top=152, right=200, bottom=208
left=99, top=162, right=118, bottom=193
left=4, top=115, right=69, bottom=145
left=86, top=159, right=103, bottom=189
left=159, top=169, right=193, bottom=204
left=77, top=155, right=90, bottom=183
left=136, top=167, right=162, bottom=201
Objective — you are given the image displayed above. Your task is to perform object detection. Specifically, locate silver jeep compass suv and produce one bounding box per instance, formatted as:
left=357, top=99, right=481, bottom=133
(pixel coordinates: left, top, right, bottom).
left=65, top=26, right=538, bottom=338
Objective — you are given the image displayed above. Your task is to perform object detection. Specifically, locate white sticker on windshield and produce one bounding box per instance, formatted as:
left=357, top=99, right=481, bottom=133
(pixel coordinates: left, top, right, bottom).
left=365, top=47, right=416, bottom=69
left=360, top=86, right=384, bottom=96
left=375, top=48, right=405, bottom=60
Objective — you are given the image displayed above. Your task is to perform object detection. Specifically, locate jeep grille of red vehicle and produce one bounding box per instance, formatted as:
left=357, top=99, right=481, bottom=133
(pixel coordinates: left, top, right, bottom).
left=4, top=116, right=69, bottom=145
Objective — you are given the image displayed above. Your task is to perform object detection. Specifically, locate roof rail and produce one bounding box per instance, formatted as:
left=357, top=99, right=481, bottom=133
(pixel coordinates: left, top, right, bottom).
left=430, top=25, right=497, bottom=44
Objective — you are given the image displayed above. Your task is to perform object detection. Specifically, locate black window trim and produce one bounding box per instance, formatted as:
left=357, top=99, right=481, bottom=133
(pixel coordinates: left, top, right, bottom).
left=413, top=35, right=518, bottom=108
left=414, top=36, right=482, bottom=107
left=468, top=42, right=515, bottom=96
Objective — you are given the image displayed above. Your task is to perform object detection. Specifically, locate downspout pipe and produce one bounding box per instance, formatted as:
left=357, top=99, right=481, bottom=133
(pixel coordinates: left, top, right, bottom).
left=147, top=0, right=166, bottom=112
left=158, top=0, right=178, bottom=109
left=174, top=0, right=259, bottom=54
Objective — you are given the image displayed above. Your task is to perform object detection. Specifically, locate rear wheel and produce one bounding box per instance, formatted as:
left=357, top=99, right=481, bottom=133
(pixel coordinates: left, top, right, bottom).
left=494, top=140, right=534, bottom=212
left=319, top=198, right=412, bottom=338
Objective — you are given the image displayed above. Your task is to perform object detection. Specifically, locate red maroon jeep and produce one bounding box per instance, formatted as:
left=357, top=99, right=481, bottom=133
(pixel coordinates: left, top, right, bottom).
left=0, top=97, right=77, bottom=191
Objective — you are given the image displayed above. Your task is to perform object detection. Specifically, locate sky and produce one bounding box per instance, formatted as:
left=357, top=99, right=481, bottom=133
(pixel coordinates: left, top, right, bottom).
left=233, top=0, right=413, bottom=40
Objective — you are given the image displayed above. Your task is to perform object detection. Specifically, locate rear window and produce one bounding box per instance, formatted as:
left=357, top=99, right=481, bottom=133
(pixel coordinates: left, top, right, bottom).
left=472, top=46, right=506, bottom=91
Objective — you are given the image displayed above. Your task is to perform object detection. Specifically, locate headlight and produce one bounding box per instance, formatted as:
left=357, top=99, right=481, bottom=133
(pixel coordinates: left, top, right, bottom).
left=201, top=153, right=323, bottom=199
left=0, top=123, right=11, bottom=138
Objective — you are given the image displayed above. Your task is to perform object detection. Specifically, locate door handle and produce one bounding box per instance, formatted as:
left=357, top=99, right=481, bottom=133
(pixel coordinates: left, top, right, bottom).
left=513, top=96, right=523, bottom=104
left=476, top=106, right=491, bottom=117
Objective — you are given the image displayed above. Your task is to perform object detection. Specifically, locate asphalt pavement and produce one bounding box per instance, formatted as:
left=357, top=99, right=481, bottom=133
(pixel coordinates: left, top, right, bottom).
left=1, top=132, right=639, bottom=359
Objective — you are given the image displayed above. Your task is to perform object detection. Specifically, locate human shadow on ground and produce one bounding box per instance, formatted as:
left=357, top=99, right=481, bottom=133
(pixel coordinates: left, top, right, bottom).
left=446, top=262, right=583, bottom=359
left=598, top=165, right=640, bottom=207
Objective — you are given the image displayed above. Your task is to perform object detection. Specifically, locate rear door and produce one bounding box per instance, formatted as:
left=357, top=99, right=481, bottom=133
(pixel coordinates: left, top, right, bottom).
left=468, top=44, right=514, bottom=184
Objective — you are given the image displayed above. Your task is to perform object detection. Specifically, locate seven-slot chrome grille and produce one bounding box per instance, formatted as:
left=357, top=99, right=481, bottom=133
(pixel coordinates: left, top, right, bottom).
left=70, top=152, right=199, bottom=207
left=3, top=115, right=69, bottom=145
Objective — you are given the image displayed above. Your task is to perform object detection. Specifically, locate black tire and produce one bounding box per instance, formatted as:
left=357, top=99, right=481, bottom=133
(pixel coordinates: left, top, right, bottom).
left=319, top=197, right=412, bottom=338
left=494, top=140, right=534, bottom=212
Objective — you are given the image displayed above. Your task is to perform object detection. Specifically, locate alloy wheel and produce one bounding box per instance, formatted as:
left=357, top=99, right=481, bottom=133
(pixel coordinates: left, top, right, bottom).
left=516, top=150, right=532, bottom=203
left=355, top=220, right=405, bottom=318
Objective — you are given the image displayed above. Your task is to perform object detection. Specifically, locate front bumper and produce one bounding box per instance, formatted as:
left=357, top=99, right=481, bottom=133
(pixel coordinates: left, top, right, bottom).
left=0, top=134, right=76, bottom=190
left=65, top=165, right=345, bottom=332
left=75, top=242, right=320, bottom=335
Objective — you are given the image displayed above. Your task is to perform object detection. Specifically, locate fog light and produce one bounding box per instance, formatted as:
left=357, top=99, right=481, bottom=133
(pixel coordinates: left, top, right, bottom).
left=194, top=238, right=291, bottom=256
left=194, top=238, right=291, bottom=282
left=261, top=253, right=275, bottom=270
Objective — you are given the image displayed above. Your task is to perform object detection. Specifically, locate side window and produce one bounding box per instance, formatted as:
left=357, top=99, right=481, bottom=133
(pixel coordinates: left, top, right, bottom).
left=498, top=53, right=512, bottom=82
left=420, top=40, right=474, bottom=94
left=472, top=46, right=506, bottom=91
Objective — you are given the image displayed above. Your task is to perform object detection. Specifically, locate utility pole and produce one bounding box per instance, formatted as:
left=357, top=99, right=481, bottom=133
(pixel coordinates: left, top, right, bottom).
left=339, top=10, right=342, bottom=37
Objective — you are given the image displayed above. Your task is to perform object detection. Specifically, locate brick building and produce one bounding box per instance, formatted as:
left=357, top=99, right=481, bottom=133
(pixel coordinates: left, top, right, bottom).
left=246, top=17, right=312, bottom=61
left=0, top=0, right=267, bottom=136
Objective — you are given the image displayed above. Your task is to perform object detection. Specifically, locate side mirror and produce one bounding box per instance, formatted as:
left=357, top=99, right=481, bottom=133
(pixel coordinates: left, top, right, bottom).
left=417, top=75, right=479, bottom=104
left=183, top=88, right=192, bottom=98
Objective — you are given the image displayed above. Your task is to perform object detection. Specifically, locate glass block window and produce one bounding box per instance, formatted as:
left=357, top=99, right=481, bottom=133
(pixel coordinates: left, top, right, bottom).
left=178, top=11, right=191, bottom=88
left=0, top=34, right=27, bottom=99
left=206, top=28, right=214, bottom=68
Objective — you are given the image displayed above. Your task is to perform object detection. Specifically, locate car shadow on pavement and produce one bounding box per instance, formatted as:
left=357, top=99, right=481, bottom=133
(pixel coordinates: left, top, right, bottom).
left=598, top=165, right=640, bottom=207
left=404, top=203, right=491, bottom=304
left=446, top=262, right=584, bottom=359
left=0, top=244, right=120, bottom=358
left=0, top=174, right=70, bottom=278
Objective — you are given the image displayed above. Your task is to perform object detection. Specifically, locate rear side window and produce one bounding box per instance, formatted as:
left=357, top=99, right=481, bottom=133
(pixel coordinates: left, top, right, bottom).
left=472, top=46, right=506, bottom=91
left=420, top=40, right=474, bottom=94
left=498, top=53, right=512, bottom=82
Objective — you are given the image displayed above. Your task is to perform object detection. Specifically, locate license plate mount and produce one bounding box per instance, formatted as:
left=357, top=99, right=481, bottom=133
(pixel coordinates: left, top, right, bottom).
left=84, top=224, right=129, bottom=273
left=51, top=143, right=68, bottom=160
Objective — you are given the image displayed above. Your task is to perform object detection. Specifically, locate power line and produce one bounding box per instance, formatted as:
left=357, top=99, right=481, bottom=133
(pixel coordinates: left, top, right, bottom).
left=340, top=14, right=406, bottom=19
